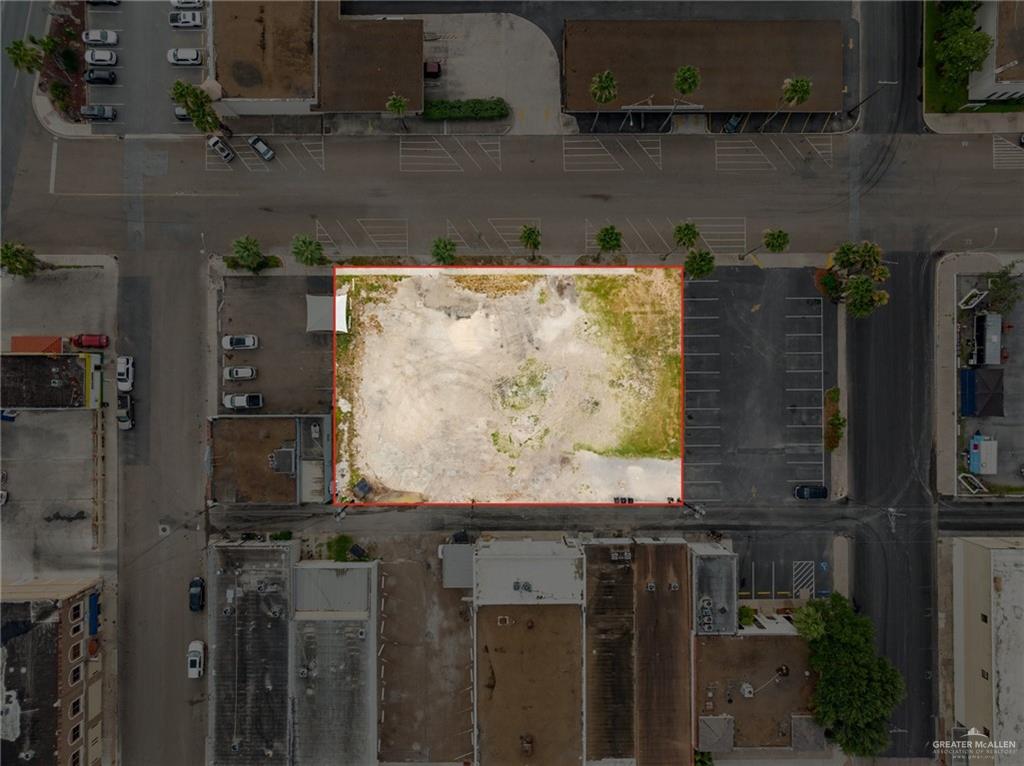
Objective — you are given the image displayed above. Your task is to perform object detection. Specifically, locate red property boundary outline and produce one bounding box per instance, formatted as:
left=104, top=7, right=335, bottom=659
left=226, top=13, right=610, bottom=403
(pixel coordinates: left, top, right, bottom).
left=332, top=263, right=685, bottom=507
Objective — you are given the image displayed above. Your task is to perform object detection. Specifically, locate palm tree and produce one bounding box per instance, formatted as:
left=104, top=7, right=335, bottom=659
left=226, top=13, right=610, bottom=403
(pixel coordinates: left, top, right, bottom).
left=674, top=66, right=701, bottom=98
left=595, top=225, right=623, bottom=260
left=519, top=224, right=541, bottom=260
left=684, top=249, right=715, bottom=279
left=589, top=70, right=617, bottom=131
left=782, top=77, right=812, bottom=107
left=740, top=228, right=790, bottom=261
left=225, top=236, right=274, bottom=274
left=431, top=237, right=456, bottom=265
left=5, top=40, right=43, bottom=74
left=292, top=234, right=329, bottom=266
left=673, top=222, right=700, bottom=250
left=386, top=93, right=408, bottom=131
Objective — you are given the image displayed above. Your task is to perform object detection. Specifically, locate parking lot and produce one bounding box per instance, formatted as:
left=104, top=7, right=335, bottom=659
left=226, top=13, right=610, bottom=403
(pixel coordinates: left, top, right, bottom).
left=85, top=1, right=205, bottom=135
left=732, top=530, right=835, bottom=600
left=684, top=267, right=837, bottom=505
left=219, top=276, right=332, bottom=414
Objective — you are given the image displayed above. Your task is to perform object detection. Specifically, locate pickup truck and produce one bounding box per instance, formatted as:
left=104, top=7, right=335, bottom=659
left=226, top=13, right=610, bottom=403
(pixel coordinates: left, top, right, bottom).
left=169, top=11, right=203, bottom=27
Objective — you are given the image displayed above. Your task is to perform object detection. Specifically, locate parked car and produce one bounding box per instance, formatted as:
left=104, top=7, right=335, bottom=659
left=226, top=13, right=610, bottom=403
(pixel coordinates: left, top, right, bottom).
left=207, top=136, right=235, bottom=163
left=223, top=365, right=257, bottom=381
left=166, top=47, right=202, bottom=66
left=168, top=11, right=203, bottom=27
left=116, top=393, right=134, bottom=431
left=188, top=577, right=205, bottom=612
left=222, top=393, right=263, bottom=410
left=71, top=333, right=109, bottom=348
left=246, top=135, right=275, bottom=161
left=85, top=49, right=117, bottom=66
left=116, top=356, right=135, bottom=392
left=171, top=0, right=204, bottom=7
left=221, top=334, right=257, bottom=350
left=723, top=114, right=743, bottom=134
left=186, top=640, right=205, bottom=679
left=82, top=29, right=118, bottom=45
left=793, top=484, right=829, bottom=500
left=173, top=106, right=190, bottom=121
left=85, top=69, right=117, bottom=85
left=80, top=105, right=117, bottom=121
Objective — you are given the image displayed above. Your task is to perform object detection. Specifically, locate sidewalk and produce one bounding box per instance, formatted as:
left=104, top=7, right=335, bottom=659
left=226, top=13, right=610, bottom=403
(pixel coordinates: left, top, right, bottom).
left=933, top=250, right=1020, bottom=496
left=924, top=110, right=1024, bottom=134
left=31, top=79, right=94, bottom=139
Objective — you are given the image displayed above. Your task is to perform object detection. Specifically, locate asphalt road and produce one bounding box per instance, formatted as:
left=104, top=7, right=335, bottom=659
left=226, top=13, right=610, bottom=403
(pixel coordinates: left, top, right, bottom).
left=3, top=34, right=1024, bottom=764
left=848, top=253, right=937, bottom=758
left=858, top=1, right=924, bottom=135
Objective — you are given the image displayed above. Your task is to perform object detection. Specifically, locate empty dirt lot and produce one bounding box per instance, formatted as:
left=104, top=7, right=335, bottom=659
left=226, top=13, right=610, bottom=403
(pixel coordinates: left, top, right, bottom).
left=333, top=268, right=682, bottom=504
left=213, top=1, right=315, bottom=99
left=210, top=417, right=296, bottom=503
left=476, top=604, right=583, bottom=766
left=375, top=534, right=473, bottom=762
left=695, top=634, right=815, bottom=747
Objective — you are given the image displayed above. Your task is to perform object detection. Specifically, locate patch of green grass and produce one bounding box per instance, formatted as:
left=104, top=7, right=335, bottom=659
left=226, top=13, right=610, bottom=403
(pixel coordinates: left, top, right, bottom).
left=269, top=530, right=293, bottom=541
left=825, top=386, right=840, bottom=405
left=983, top=483, right=1024, bottom=495
left=924, top=2, right=968, bottom=113
left=538, top=289, right=548, bottom=305
left=325, top=534, right=355, bottom=562
left=494, top=358, right=549, bottom=411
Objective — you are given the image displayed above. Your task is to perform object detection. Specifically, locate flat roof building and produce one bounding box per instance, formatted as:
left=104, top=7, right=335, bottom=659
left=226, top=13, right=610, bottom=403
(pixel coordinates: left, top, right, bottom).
left=1, top=580, right=107, bottom=766
left=952, top=537, right=1024, bottom=762
left=0, top=353, right=102, bottom=409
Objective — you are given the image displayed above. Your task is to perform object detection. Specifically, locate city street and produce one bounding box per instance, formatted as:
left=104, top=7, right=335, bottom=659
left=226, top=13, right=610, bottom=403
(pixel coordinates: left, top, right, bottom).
left=3, top=1, right=1024, bottom=761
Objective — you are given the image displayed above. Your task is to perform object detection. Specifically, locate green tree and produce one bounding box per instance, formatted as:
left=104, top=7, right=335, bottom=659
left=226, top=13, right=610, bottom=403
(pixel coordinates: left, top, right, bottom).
left=673, top=222, right=700, bottom=251
left=782, top=77, right=812, bottom=106
left=291, top=234, right=329, bottom=266
left=793, top=602, right=827, bottom=640
left=29, top=34, right=58, bottom=57
left=694, top=752, right=714, bottom=766
left=431, top=237, right=456, bottom=265
left=938, top=1, right=977, bottom=38
left=984, top=261, right=1023, bottom=314
left=386, top=92, right=408, bottom=131
left=225, top=236, right=276, bottom=274
left=684, top=249, right=715, bottom=279
left=845, top=274, right=889, bottom=318
left=169, top=80, right=219, bottom=133
left=49, top=82, right=70, bottom=112
left=798, top=594, right=905, bottom=757
left=1, top=242, right=50, bottom=277
left=738, top=604, right=756, bottom=627
left=589, top=70, right=617, bottom=106
left=674, top=65, right=701, bottom=97
left=5, top=39, right=43, bottom=74
left=763, top=228, right=791, bottom=253
left=936, top=28, right=994, bottom=82
left=595, top=225, right=623, bottom=257
left=821, top=240, right=891, bottom=318
left=519, top=224, right=541, bottom=259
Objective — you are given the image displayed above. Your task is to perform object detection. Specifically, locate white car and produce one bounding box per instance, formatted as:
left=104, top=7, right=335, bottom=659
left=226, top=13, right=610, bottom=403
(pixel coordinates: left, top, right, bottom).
left=116, top=356, right=135, bottom=392
left=85, top=49, right=117, bottom=66
left=166, top=48, right=202, bottom=66
left=186, top=640, right=205, bottom=679
left=168, top=11, right=202, bottom=27
left=170, top=0, right=203, bottom=7
left=82, top=29, right=118, bottom=45
left=222, top=393, right=263, bottom=410
left=221, top=334, right=257, bottom=350
left=223, top=366, right=257, bottom=381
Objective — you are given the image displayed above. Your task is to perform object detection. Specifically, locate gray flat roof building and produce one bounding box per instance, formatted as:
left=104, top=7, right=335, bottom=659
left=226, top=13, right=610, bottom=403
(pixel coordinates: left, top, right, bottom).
left=691, top=542, right=737, bottom=635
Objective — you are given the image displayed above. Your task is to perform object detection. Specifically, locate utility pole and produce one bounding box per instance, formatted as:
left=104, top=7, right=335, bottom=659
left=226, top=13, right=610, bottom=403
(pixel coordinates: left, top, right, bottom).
left=847, top=81, right=899, bottom=118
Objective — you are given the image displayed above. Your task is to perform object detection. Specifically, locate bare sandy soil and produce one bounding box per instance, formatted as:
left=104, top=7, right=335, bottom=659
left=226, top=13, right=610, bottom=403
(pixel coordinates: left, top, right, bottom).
left=335, top=268, right=682, bottom=503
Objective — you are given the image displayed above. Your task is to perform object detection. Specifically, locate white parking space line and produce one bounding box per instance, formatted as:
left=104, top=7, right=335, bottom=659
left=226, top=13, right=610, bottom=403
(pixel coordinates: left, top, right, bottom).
left=805, top=136, right=834, bottom=168
left=992, top=136, right=1024, bottom=170
left=488, top=218, right=540, bottom=252
left=235, top=147, right=269, bottom=173
left=357, top=219, right=409, bottom=254
left=715, top=138, right=776, bottom=172
left=446, top=219, right=471, bottom=249
left=284, top=143, right=308, bottom=172
left=635, top=138, right=663, bottom=170
left=783, top=296, right=824, bottom=485
left=477, top=137, right=502, bottom=170
left=400, top=137, right=462, bottom=172
left=314, top=218, right=339, bottom=252
left=769, top=138, right=796, bottom=171
left=203, top=142, right=233, bottom=172
left=453, top=138, right=482, bottom=170
left=671, top=217, right=747, bottom=256
left=563, top=137, right=622, bottom=172
left=300, top=136, right=326, bottom=171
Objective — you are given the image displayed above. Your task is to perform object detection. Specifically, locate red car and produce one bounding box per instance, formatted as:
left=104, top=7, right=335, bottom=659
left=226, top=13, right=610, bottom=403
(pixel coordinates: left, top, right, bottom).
left=71, top=334, right=109, bottom=349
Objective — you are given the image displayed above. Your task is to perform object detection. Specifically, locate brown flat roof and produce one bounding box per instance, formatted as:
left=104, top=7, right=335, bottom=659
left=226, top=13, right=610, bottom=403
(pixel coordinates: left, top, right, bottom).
left=213, top=1, right=315, bottom=99
left=0, top=354, right=85, bottom=408
left=695, top=634, right=815, bottom=748
left=585, top=545, right=636, bottom=761
left=317, top=13, right=424, bottom=113
left=996, top=1, right=1024, bottom=82
left=476, top=604, right=582, bottom=766
left=634, top=544, right=692, bottom=766
left=564, top=20, right=844, bottom=112
left=211, top=417, right=297, bottom=504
